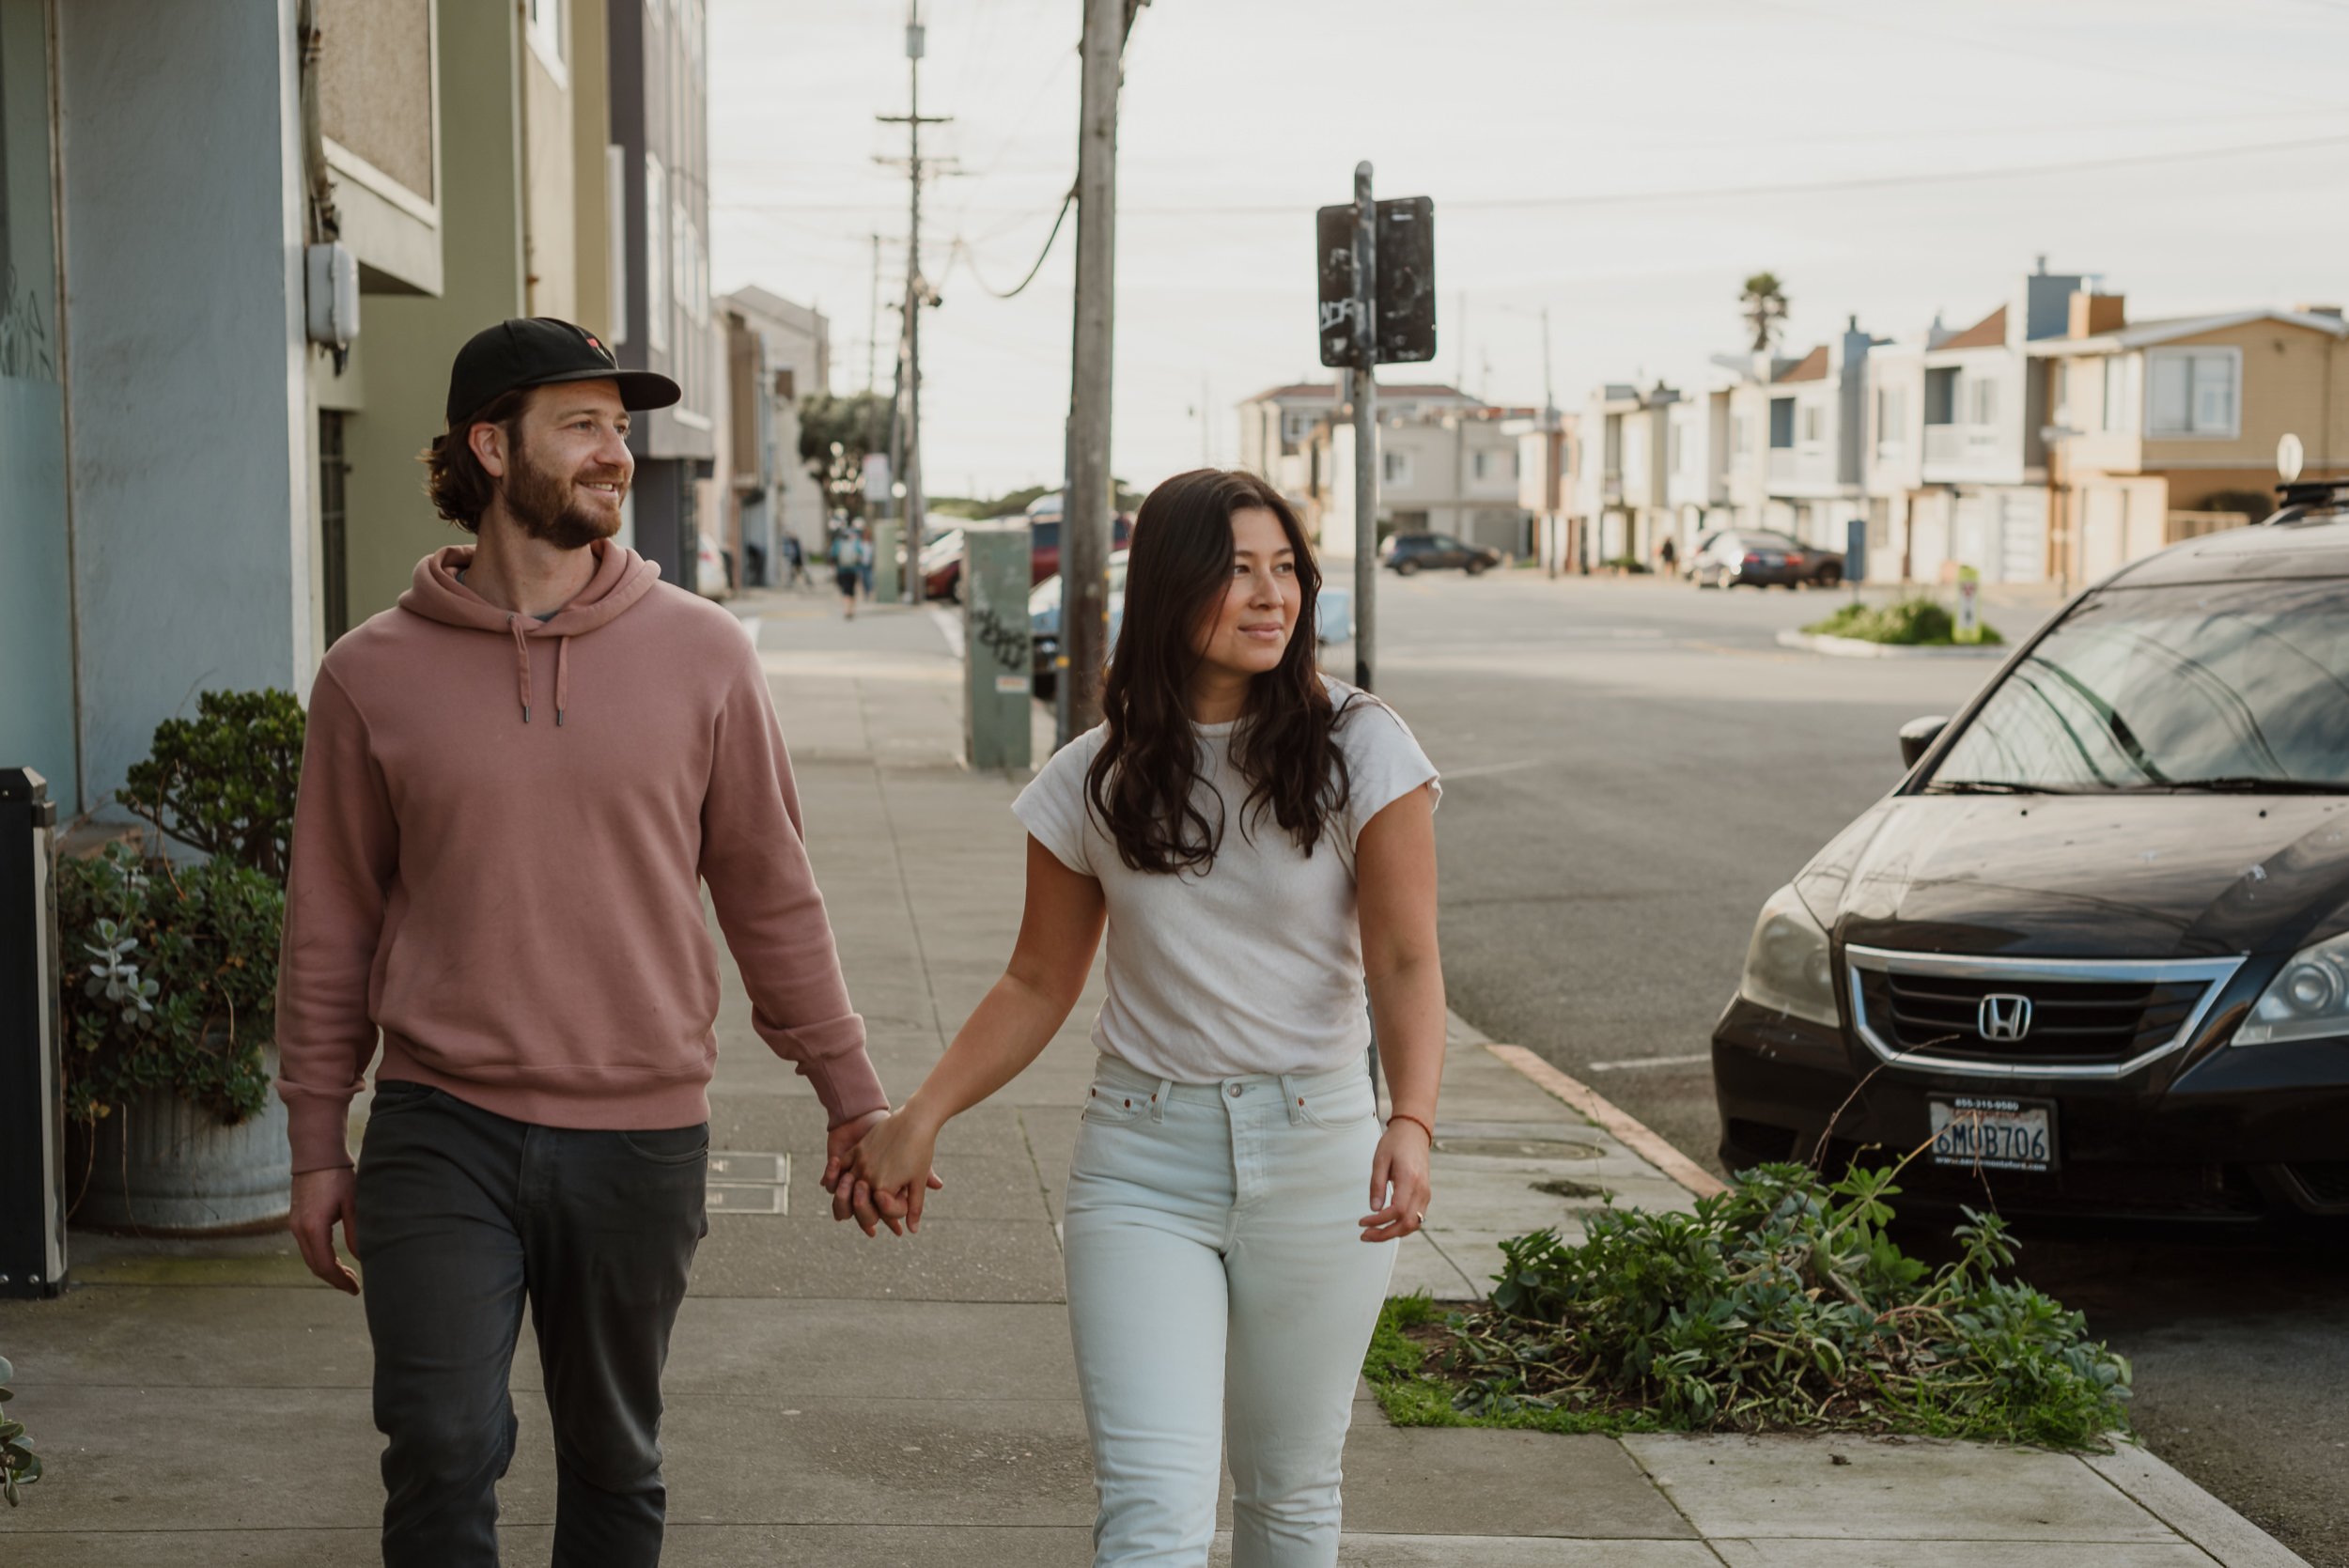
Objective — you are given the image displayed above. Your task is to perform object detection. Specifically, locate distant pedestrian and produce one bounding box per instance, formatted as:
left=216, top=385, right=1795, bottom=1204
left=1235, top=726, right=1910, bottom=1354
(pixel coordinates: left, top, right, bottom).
left=1657, top=536, right=1678, bottom=576
left=841, top=467, right=1444, bottom=1564
left=781, top=531, right=810, bottom=590
left=832, top=526, right=863, bottom=617
left=857, top=530, right=876, bottom=598
left=276, top=317, right=926, bottom=1568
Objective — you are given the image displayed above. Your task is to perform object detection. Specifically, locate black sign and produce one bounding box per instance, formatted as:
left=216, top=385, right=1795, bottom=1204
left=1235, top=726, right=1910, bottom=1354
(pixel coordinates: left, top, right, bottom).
left=1315, top=197, right=1438, bottom=369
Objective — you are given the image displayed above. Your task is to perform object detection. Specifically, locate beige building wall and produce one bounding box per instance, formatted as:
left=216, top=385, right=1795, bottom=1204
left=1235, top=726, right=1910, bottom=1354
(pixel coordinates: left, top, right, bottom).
left=523, top=27, right=576, bottom=320
left=2139, top=320, right=2349, bottom=480
left=570, top=0, right=614, bottom=340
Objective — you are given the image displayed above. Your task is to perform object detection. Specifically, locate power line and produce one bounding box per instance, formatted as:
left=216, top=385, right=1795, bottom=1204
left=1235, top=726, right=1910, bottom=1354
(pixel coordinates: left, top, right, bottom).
left=949, top=186, right=1076, bottom=298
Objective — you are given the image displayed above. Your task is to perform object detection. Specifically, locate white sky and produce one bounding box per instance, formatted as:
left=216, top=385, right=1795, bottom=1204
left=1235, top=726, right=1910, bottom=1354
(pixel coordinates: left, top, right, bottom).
left=711, top=0, right=2349, bottom=500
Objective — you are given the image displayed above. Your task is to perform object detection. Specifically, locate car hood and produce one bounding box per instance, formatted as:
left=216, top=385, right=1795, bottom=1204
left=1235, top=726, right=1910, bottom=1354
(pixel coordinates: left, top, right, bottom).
left=1797, top=795, right=2349, bottom=959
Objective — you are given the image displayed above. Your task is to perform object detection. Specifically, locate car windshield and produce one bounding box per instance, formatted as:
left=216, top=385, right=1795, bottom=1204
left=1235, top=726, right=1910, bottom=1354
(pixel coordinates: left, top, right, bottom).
left=1741, top=532, right=1800, bottom=551
left=1928, top=579, right=2349, bottom=792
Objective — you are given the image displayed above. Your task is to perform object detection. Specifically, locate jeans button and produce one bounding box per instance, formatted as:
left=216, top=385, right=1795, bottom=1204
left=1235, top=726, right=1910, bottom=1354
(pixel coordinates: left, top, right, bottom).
left=1227, top=1084, right=1242, bottom=1098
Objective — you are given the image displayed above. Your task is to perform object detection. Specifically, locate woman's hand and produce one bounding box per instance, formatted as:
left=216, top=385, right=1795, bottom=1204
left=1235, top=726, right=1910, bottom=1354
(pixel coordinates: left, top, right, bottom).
left=838, top=1104, right=946, bottom=1235
left=1359, top=1117, right=1433, bottom=1244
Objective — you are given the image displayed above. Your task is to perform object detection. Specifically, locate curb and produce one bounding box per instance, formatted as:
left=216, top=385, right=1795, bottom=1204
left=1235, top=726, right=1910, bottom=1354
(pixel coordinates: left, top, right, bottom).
left=1774, top=629, right=2006, bottom=660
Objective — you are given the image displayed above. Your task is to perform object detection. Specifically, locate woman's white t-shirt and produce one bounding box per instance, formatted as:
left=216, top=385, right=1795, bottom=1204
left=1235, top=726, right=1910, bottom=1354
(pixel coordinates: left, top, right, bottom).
left=1011, top=678, right=1439, bottom=1082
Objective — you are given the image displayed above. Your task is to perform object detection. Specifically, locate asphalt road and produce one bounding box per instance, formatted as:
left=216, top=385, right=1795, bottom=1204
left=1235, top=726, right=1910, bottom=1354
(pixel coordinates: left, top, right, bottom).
left=1367, top=567, right=2349, bottom=1567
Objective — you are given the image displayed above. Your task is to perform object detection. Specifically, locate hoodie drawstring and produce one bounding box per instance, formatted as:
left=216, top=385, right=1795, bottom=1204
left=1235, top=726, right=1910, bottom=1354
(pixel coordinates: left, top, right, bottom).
left=509, top=616, right=534, bottom=723
left=506, top=615, right=574, bottom=727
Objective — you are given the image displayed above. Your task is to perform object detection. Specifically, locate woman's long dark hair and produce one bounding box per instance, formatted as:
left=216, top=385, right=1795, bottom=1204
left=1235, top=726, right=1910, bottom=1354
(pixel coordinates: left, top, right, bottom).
left=1085, top=468, right=1352, bottom=875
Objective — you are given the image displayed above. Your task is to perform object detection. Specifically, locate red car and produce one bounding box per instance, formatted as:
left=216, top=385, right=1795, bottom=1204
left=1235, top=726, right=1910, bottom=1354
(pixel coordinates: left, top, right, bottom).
left=924, top=512, right=1133, bottom=600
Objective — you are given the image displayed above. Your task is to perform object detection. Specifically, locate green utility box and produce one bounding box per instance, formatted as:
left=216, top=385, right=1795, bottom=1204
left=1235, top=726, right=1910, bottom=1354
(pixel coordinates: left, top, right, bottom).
left=871, top=519, right=901, bottom=603
left=962, top=522, right=1033, bottom=771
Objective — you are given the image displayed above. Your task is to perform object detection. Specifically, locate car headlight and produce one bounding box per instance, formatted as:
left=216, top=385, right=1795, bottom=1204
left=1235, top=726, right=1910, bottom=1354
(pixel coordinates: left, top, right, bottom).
left=1737, top=883, right=1839, bottom=1028
left=2232, top=930, right=2349, bottom=1046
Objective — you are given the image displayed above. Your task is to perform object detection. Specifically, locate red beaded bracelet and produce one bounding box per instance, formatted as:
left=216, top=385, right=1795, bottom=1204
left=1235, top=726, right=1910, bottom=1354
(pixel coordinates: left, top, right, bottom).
left=1387, top=1110, right=1436, bottom=1145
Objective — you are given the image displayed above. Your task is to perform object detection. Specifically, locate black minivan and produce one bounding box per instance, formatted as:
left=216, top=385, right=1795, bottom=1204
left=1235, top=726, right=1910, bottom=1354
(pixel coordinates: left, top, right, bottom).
left=1712, top=484, right=2349, bottom=1227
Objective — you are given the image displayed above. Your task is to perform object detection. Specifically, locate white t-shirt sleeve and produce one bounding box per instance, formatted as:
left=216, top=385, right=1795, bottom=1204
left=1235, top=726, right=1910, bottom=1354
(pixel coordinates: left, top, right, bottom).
left=1012, top=732, right=1099, bottom=876
left=1335, top=695, right=1441, bottom=851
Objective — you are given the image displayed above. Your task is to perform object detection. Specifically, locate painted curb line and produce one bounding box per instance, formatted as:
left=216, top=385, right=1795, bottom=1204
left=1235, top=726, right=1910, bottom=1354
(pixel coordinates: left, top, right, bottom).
left=1461, top=1029, right=1729, bottom=1201
left=1775, top=629, right=2006, bottom=660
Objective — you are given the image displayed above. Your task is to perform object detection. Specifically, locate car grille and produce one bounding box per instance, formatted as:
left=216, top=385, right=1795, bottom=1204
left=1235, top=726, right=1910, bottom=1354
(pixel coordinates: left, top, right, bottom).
left=1843, top=947, right=2243, bottom=1079
left=1856, top=970, right=2206, bottom=1066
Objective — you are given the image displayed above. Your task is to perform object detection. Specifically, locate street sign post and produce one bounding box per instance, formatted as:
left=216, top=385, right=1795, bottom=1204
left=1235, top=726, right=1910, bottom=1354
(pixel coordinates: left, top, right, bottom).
left=1315, top=172, right=1436, bottom=696
left=1, top=768, right=65, bottom=1299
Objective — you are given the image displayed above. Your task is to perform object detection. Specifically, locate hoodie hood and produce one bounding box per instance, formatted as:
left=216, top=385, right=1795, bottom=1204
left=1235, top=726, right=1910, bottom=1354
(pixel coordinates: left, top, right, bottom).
left=397, top=541, right=662, bottom=724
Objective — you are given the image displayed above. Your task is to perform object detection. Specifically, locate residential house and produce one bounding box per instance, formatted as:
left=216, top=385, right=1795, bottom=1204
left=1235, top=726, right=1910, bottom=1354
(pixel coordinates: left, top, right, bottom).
left=1572, top=382, right=1678, bottom=566
left=2034, top=294, right=2349, bottom=582
left=1513, top=411, right=1578, bottom=573
left=722, top=286, right=832, bottom=587
left=1322, top=398, right=1537, bottom=559
left=1758, top=318, right=1876, bottom=553
left=1664, top=375, right=1736, bottom=561
left=1887, top=260, right=2090, bottom=583
left=1238, top=378, right=1479, bottom=524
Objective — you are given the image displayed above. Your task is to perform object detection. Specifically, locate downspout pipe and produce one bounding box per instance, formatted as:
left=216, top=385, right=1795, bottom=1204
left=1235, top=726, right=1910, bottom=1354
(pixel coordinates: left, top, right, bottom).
left=297, top=0, right=339, bottom=246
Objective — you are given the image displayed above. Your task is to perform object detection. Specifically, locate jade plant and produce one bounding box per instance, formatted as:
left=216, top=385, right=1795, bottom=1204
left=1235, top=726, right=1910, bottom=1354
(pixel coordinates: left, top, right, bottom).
left=0, top=1354, right=39, bottom=1504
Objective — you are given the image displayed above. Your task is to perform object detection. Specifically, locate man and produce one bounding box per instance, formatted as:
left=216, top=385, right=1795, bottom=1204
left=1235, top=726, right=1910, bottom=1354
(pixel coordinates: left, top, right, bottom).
left=278, top=318, right=923, bottom=1566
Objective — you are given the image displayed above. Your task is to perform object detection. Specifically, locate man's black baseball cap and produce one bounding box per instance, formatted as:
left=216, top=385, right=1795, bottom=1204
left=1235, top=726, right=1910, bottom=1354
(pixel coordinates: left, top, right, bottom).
left=444, top=317, right=682, bottom=425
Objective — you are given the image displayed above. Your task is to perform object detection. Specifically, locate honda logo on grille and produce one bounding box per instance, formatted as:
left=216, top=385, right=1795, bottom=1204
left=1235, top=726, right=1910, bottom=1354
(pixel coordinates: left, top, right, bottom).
left=1978, top=993, right=2033, bottom=1042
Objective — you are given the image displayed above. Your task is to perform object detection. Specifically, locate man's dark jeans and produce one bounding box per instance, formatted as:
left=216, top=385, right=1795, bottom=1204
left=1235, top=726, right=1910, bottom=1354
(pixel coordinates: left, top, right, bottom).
left=354, top=1081, right=708, bottom=1568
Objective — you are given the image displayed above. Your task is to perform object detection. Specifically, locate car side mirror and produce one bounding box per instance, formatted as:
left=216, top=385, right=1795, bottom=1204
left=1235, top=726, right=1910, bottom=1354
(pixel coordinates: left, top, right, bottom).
left=1899, top=716, right=1950, bottom=770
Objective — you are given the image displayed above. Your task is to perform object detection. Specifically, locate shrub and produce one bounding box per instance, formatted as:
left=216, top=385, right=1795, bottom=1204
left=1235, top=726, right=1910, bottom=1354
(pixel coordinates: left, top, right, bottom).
left=1803, top=598, right=2001, bottom=647
left=0, top=1354, right=38, bottom=1505
left=119, top=689, right=304, bottom=879
left=1363, top=1162, right=2131, bottom=1450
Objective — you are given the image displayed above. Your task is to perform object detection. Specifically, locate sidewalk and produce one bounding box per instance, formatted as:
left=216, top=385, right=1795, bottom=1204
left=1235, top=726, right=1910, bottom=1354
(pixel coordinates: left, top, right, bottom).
left=0, top=585, right=2307, bottom=1565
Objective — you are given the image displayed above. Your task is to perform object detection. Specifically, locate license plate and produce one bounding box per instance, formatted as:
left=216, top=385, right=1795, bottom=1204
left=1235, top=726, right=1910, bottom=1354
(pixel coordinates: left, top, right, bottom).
left=1928, top=1095, right=2058, bottom=1173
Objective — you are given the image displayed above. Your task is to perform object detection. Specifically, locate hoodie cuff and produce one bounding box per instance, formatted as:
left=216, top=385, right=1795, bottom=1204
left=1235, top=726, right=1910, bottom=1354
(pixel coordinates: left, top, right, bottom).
left=768, top=1012, right=889, bottom=1126
left=284, top=1093, right=359, bottom=1174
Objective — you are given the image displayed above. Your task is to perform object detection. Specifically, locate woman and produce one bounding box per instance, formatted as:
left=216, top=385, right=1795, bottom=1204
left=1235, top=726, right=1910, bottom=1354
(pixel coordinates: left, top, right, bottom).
left=839, top=468, right=1444, bottom=1565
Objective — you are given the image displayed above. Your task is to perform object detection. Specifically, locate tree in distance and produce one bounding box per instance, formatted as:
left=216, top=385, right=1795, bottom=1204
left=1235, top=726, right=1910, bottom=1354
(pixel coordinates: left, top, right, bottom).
left=1741, top=272, right=1791, bottom=353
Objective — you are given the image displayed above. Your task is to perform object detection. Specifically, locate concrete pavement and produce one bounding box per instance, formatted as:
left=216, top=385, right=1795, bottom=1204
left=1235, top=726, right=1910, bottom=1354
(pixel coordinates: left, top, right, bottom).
left=0, top=582, right=2307, bottom=1565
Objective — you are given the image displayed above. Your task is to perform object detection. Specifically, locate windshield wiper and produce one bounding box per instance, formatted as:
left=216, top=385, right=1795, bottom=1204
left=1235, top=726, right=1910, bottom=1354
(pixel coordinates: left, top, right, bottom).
left=2146, top=776, right=2349, bottom=795
left=1923, top=780, right=2069, bottom=795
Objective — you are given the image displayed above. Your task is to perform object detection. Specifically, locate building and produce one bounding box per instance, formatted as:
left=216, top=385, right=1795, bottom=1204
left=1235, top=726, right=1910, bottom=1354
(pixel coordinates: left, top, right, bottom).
left=608, top=0, right=715, bottom=585
left=722, top=286, right=832, bottom=587
left=1317, top=396, right=1537, bottom=559
left=1573, top=381, right=1679, bottom=566
left=1514, top=411, right=1578, bottom=573
left=1750, top=318, right=1877, bottom=554
left=0, top=0, right=631, bottom=825
left=1237, top=379, right=1480, bottom=524
left=2034, top=296, right=2349, bottom=583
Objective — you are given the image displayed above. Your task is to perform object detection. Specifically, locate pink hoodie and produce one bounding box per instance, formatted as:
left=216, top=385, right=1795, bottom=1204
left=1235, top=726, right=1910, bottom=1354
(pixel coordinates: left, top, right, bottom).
left=273, top=542, right=885, bottom=1173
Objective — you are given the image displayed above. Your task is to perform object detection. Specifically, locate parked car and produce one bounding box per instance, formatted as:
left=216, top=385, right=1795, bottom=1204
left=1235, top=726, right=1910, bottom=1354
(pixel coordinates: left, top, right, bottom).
left=1690, top=529, right=1843, bottom=589
left=1711, top=480, right=2349, bottom=1228
left=1029, top=552, right=1356, bottom=698
left=1028, top=511, right=1134, bottom=586
left=917, top=527, right=964, bottom=600
left=1380, top=532, right=1501, bottom=577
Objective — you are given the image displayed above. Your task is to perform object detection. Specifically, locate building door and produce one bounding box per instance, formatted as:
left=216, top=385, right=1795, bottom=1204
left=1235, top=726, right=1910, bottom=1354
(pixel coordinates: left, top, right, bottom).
left=0, top=0, right=75, bottom=804
left=319, top=411, right=350, bottom=644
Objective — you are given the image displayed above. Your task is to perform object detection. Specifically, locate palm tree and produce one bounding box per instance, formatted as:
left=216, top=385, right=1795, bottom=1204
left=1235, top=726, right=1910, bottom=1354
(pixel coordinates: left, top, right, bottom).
left=1740, top=272, right=1790, bottom=352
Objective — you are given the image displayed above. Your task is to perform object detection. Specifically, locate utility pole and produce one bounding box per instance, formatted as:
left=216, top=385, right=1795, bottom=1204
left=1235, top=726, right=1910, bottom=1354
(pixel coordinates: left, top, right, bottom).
left=1541, top=303, right=1563, bottom=577
left=865, top=233, right=881, bottom=395
left=1061, top=0, right=1123, bottom=740
left=1351, top=162, right=1377, bottom=694
left=879, top=2, right=949, bottom=606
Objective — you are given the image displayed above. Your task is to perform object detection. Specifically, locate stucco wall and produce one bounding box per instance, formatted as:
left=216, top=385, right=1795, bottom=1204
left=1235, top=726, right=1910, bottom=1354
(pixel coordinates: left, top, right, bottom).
left=58, top=0, right=311, bottom=810
left=2139, top=320, right=2349, bottom=475
left=339, top=0, right=524, bottom=624
left=523, top=41, right=575, bottom=319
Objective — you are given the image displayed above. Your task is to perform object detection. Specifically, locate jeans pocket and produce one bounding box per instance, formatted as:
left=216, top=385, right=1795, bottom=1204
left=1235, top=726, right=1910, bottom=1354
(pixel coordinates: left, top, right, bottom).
left=366, top=1080, right=438, bottom=1116
left=619, top=1124, right=711, bottom=1165
left=1081, top=1084, right=1154, bottom=1125
left=1297, top=1081, right=1377, bottom=1130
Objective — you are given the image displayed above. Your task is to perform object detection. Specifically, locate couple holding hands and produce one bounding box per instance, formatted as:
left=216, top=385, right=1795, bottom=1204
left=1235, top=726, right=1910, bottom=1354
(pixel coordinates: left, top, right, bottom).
left=278, top=318, right=1442, bottom=1568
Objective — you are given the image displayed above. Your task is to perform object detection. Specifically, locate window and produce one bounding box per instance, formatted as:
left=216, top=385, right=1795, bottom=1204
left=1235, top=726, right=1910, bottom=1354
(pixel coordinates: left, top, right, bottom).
left=1875, top=386, right=1907, bottom=450
left=1382, top=450, right=1413, bottom=487
left=526, top=0, right=567, bottom=79
left=603, top=147, right=630, bottom=344
left=1966, top=376, right=1999, bottom=427
left=644, top=154, right=667, bottom=351
left=2146, top=349, right=2240, bottom=438
left=2102, top=357, right=2128, bottom=433
left=1669, top=424, right=1684, bottom=473
left=1799, top=404, right=1822, bottom=444
left=773, top=368, right=796, bottom=401
left=319, top=412, right=350, bottom=644
left=1924, top=366, right=1957, bottom=424
left=1733, top=413, right=1751, bottom=456
left=1768, top=397, right=1794, bottom=448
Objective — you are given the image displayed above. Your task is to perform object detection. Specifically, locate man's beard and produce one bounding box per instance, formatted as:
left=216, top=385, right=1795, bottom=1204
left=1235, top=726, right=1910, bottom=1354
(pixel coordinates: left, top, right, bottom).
left=501, top=439, right=627, bottom=551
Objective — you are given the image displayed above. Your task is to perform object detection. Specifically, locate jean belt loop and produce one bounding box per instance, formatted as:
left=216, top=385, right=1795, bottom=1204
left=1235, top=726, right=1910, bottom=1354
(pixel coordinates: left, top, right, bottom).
left=1151, top=1077, right=1173, bottom=1122
left=1278, top=1072, right=1305, bottom=1126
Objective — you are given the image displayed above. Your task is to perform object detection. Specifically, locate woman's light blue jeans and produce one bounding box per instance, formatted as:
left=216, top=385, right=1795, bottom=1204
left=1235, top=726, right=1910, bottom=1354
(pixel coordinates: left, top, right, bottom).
left=1063, top=1052, right=1397, bottom=1567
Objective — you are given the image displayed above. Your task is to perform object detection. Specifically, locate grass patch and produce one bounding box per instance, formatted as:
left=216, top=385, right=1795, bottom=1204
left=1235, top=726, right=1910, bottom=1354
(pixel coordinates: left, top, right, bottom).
left=1362, top=1163, right=2130, bottom=1450
left=1802, top=598, right=2003, bottom=646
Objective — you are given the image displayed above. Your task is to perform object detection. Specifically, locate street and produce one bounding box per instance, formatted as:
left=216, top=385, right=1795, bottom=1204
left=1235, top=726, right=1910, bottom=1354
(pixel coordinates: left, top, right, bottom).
left=1368, top=568, right=2349, bottom=1566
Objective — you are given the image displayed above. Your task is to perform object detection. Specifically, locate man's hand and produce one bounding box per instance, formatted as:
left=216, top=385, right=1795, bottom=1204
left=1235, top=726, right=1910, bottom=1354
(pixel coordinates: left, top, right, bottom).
left=821, top=1110, right=943, bottom=1237
left=289, top=1167, right=361, bottom=1294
